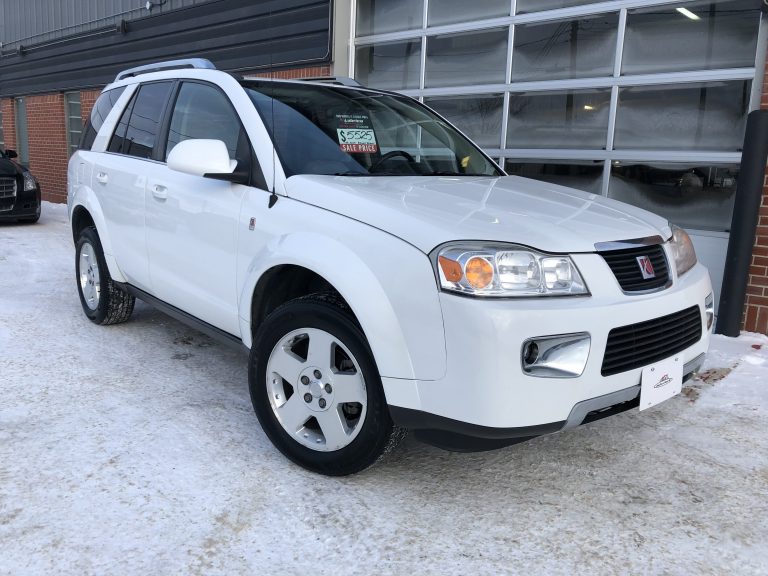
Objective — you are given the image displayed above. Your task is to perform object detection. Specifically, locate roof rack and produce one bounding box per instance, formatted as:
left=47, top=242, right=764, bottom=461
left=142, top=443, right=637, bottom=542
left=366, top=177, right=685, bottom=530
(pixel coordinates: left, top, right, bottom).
left=299, top=76, right=364, bottom=88
left=115, top=58, right=216, bottom=82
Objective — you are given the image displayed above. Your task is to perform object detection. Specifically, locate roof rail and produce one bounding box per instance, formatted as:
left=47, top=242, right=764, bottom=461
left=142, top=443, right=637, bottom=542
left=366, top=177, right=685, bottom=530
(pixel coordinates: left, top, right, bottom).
left=299, top=76, right=364, bottom=88
left=115, top=58, right=216, bottom=82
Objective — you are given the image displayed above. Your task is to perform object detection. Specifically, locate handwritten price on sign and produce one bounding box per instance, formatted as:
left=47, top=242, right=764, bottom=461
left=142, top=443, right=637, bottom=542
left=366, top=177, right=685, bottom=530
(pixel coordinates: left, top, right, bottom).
left=337, top=129, right=376, bottom=144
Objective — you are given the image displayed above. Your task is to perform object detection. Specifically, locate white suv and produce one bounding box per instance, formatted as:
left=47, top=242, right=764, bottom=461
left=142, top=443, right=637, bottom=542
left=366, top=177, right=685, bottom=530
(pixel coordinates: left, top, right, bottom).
left=68, top=59, right=713, bottom=475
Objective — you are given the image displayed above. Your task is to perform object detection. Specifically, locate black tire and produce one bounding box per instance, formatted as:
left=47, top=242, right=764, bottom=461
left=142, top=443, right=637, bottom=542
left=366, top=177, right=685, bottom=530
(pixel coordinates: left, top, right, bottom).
left=75, top=226, right=135, bottom=325
left=249, top=293, right=404, bottom=476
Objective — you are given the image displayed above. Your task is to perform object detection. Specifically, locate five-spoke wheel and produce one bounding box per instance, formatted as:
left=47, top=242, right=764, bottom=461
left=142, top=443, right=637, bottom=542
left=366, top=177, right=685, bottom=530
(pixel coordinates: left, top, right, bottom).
left=250, top=294, right=402, bottom=475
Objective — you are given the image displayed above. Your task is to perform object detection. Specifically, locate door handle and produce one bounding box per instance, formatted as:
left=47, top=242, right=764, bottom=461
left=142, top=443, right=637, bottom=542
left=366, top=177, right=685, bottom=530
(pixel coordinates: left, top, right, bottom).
left=96, top=172, right=109, bottom=185
left=152, top=184, right=168, bottom=200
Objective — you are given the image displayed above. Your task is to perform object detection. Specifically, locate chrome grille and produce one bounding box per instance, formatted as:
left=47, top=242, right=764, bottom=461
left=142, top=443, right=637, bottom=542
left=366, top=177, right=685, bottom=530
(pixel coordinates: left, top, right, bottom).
left=0, top=177, right=17, bottom=198
left=601, top=305, right=702, bottom=376
left=0, top=176, right=16, bottom=212
left=599, top=244, right=670, bottom=293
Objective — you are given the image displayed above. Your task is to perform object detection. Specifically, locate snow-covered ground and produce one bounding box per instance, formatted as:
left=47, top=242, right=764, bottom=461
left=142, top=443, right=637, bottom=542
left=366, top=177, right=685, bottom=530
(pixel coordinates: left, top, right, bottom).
left=1, top=202, right=767, bottom=575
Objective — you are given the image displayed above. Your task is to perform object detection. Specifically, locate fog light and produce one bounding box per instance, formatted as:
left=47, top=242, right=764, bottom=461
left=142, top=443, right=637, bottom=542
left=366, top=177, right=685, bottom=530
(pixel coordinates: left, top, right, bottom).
left=521, top=333, right=591, bottom=378
left=705, top=292, right=714, bottom=330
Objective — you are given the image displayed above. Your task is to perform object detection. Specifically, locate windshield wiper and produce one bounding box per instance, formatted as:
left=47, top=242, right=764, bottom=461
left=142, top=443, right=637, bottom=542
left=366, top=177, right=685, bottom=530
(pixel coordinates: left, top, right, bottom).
left=427, top=171, right=496, bottom=177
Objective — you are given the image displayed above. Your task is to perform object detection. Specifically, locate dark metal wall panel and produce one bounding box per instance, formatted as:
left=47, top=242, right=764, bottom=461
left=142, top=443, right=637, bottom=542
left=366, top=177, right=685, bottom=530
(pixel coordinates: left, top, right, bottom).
left=1, top=0, right=212, bottom=50
left=0, top=0, right=332, bottom=97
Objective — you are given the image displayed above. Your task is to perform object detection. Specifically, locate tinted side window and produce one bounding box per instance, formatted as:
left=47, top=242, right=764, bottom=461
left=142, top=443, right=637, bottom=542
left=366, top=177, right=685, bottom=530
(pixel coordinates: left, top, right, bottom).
left=166, top=82, right=242, bottom=159
left=112, top=82, right=173, bottom=159
left=80, top=87, right=126, bottom=151
left=108, top=93, right=136, bottom=154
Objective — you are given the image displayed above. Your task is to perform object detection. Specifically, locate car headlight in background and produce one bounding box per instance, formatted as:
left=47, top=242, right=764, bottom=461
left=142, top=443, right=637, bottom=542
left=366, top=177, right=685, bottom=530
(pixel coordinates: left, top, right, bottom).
left=434, top=243, right=589, bottom=297
left=23, top=172, right=38, bottom=192
left=669, top=224, right=697, bottom=277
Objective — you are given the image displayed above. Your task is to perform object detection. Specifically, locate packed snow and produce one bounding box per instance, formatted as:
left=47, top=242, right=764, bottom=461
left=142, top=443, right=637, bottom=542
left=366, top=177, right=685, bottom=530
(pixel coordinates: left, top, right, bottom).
left=1, top=202, right=767, bottom=575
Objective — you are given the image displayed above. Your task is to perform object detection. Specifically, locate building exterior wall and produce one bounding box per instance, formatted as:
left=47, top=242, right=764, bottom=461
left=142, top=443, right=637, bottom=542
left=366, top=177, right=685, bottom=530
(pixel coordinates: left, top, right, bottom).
left=0, top=0, right=211, bottom=52
left=350, top=0, right=766, bottom=333
left=744, top=55, right=768, bottom=333
left=25, top=94, right=69, bottom=203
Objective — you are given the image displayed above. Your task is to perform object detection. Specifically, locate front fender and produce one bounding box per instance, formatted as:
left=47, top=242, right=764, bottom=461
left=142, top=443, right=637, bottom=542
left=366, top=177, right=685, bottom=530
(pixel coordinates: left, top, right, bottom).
left=238, top=231, right=446, bottom=382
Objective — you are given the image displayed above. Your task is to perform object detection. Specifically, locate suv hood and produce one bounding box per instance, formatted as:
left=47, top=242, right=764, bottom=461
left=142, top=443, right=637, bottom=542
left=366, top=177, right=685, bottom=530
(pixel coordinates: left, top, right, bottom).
left=285, top=175, right=671, bottom=254
left=0, top=158, right=24, bottom=178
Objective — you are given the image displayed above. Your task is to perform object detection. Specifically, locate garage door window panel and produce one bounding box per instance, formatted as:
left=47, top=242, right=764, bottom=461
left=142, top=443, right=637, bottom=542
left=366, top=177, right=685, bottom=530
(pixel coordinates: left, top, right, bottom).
left=622, top=0, right=761, bottom=76
left=506, top=89, right=611, bottom=149
left=614, top=81, right=750, bottom=151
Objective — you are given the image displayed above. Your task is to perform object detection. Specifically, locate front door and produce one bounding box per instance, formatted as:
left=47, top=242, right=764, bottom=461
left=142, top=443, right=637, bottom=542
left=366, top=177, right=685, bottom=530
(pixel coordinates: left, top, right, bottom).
left=144, top=81, right=252, bottom=335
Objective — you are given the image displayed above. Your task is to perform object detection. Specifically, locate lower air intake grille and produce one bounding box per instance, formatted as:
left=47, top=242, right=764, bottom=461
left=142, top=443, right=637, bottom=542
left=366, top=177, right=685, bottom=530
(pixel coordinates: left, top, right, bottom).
left=601, top=305, right=702, bottom=376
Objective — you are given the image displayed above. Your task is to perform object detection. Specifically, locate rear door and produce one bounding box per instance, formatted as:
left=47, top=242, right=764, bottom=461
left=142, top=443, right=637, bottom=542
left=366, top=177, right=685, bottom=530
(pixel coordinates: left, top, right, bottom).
left=144, top=80, right=254, bottom=335
left=93, top=81, right=174, bottom=290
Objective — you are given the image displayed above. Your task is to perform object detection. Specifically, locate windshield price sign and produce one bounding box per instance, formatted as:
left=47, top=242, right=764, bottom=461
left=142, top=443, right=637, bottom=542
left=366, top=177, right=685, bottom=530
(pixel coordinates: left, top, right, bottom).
left=336, top=114, right=378, bottom=153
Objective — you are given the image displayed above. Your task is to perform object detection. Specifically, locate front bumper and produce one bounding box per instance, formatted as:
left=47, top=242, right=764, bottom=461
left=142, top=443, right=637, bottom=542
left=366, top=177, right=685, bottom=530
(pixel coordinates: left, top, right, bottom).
left=0, top=183, right=41, bottom=220
left=384, top=255, right=713, bottom=448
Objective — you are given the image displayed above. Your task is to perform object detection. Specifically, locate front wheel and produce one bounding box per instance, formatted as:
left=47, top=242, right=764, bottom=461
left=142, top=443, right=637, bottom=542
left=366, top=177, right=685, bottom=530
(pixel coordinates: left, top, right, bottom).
left=250, top=294, right=403, bottom=475
left=75, top=226, right=135, bottom=325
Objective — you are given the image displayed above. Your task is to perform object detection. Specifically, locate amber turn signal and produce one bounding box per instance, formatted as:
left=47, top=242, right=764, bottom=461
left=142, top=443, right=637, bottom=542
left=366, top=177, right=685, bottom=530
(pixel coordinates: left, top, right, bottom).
left=438, top=256, right=463, bottom=283
left=465, top=257, right=494, bottom=289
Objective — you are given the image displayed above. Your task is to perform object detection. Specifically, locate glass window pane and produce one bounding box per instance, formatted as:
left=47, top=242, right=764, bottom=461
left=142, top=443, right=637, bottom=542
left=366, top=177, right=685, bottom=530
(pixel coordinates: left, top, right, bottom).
left=505, top=159, right=604, bottom=193
left=425, top=28, right=508, bottom=88
left=424, top=94, right=504, bottom=147
left=428, top=0, right=509, bottom=27
left=82, top=86, right=126, bottom=151
left=355, top=41, right=422, bottom=90
left=622, top=0, right=761, bottom=76
left=609, top=162, right=737, bottom=231
left=506, top=89, right=610, bottom=149
left=0, top=109, right=5, bottom=148
left=516, top=0, right=609, bottom=14
left=614, top=81, right=750, bottom=151
left=356, top=0, right=423, bottom=36
left=512, top=14, right=618, bottom=81
left=167, top=83, right=241, bottom=160
left=124, top=82, right=173, bottom=159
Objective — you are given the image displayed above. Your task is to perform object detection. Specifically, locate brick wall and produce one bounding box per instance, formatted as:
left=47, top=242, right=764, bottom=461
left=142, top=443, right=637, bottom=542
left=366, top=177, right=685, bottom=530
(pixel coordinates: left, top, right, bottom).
left=743, top=52, right=768, bottom=333
left=248, top=65, right=331, bottom=79
left=1, top=98, right=17, bottom=151
left=26, top=94, right=69, bottom=203
left=80, top=89, right=101, bottom=128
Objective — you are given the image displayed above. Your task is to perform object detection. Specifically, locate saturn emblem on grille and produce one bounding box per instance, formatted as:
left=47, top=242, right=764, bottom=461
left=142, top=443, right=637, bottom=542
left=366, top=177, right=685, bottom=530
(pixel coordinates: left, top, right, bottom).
left=636, top=255, right=656, bottom=279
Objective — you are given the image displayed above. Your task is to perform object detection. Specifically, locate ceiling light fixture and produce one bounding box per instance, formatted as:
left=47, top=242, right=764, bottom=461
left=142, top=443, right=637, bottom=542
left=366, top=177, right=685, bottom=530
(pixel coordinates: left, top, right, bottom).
left=676, top=7, right=701, bottom=20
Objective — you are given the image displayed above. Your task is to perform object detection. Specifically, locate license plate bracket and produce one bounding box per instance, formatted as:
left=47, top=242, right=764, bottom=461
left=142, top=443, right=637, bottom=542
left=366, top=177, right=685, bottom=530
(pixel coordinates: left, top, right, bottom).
left=639, top=355, right=683, bottom=411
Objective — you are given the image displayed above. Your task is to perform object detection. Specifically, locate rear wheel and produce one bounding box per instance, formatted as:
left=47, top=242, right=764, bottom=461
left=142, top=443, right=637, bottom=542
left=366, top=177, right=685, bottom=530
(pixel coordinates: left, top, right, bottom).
left=250, top=294, right=403, bottom=475
left=75, top=226, right=135, bottom=325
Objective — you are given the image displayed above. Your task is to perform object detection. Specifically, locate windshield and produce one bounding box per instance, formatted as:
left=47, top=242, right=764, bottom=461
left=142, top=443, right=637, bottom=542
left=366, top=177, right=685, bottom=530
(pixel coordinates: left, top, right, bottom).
left=242, top=81, right=503, bottom=178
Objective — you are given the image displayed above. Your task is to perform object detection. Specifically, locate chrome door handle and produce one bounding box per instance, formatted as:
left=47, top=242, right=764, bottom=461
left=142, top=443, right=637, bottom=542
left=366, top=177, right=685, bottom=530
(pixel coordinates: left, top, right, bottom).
left=152, top=184, right=168, bottom=200
left=96, top=172, right=108, bottom=185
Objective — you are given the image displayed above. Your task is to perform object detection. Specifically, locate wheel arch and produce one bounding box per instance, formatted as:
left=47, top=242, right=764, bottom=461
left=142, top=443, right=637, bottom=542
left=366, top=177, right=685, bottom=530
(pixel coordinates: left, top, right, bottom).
left=239, top=232, right=446, bottom=383
left=68, top=191, right=127, bottom=283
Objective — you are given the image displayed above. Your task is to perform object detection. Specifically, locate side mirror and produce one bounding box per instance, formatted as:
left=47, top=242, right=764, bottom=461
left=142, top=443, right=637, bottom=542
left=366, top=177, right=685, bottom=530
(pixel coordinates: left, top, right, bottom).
left=167, top=139, right=248, bottom=185
left=5, top=149, right=18, bottom=159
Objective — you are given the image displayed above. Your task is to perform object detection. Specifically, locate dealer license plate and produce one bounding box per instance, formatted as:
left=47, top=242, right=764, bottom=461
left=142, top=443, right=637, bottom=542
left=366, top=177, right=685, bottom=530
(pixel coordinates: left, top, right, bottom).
left=639, top=355, right=683, bottom=411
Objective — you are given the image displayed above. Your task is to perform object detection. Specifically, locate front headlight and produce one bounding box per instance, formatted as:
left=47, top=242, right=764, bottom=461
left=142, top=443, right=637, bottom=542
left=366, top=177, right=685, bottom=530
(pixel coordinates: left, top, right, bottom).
left=433, top=243, right=589, bottom=297
left=23, top=172, right=37, bottom=192
left=669, top=224, right=697, bottom=277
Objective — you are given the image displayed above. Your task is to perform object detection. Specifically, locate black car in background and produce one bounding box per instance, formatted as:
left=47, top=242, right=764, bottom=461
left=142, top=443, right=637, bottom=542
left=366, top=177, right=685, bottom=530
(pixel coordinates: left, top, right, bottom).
left=0, top=148, right=41, bottom=224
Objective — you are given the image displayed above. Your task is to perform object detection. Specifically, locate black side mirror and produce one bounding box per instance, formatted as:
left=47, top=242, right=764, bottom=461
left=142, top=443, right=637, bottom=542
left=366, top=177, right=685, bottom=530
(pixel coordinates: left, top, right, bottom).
left=4, top=149, right=18, bottom=159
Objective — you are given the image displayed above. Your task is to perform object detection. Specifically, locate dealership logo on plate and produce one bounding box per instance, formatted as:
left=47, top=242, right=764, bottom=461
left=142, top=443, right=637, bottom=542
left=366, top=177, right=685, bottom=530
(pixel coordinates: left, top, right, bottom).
left=653, top=373, right=674, bottom=388
left=636, top=255, right=655, bottom=279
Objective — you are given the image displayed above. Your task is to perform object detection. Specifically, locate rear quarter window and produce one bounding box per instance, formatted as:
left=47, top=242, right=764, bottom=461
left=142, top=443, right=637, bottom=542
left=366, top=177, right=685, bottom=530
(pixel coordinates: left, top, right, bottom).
left=80, top=87, right=127, bottom=151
